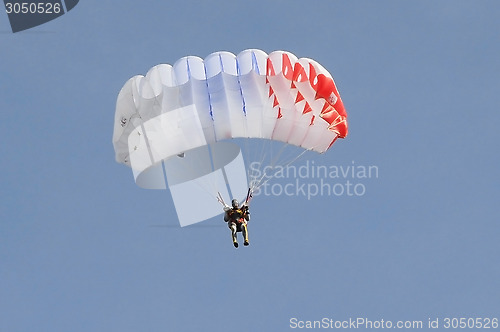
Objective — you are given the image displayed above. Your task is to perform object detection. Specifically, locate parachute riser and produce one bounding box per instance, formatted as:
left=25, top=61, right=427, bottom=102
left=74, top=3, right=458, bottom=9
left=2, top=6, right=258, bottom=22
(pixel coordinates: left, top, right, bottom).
left=243, top=187, right=253, bottom=207
left=217, top=191, right=230, bottom=209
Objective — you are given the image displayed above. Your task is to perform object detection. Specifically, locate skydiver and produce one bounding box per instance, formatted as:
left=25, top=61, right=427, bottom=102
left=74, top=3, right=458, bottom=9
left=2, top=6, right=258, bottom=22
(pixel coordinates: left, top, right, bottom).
left=224, top=199, right=250, bottom=248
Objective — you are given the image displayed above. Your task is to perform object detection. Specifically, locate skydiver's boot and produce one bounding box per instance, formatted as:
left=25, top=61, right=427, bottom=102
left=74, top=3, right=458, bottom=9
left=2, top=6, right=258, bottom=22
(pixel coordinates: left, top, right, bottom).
left=242, top=224, right=249, bottom=246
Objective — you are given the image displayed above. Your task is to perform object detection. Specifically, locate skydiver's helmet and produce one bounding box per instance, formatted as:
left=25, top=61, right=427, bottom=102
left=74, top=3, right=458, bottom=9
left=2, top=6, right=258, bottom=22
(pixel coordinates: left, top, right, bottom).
left=232, top=199, right=239, bottom=209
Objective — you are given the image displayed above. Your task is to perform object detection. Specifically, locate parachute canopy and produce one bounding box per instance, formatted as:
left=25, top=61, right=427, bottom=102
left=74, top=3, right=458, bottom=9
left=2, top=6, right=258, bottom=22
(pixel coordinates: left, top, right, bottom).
left=113, top=49, right=348, bottom=226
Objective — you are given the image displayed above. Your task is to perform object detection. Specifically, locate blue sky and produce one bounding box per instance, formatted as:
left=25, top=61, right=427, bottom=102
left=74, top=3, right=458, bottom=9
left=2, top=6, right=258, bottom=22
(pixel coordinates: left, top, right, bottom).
left=1, top=1, right=499, bottom=331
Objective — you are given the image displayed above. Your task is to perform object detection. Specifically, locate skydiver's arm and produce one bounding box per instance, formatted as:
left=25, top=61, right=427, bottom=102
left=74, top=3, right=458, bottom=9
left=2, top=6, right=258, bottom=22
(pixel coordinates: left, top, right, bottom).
left=242, top=206, right=250, bottom=221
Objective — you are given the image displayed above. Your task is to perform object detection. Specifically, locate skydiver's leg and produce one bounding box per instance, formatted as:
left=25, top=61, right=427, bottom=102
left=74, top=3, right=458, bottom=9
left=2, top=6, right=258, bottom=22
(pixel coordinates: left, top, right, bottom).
left=229, top=222, right=238, bottom=248
left=242, top=223, right=249, bottom=246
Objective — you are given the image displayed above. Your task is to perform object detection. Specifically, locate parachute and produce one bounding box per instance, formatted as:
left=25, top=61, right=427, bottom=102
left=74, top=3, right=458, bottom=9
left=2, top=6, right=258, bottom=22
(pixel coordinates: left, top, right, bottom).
left=113, top=49, right=348, bottom=226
